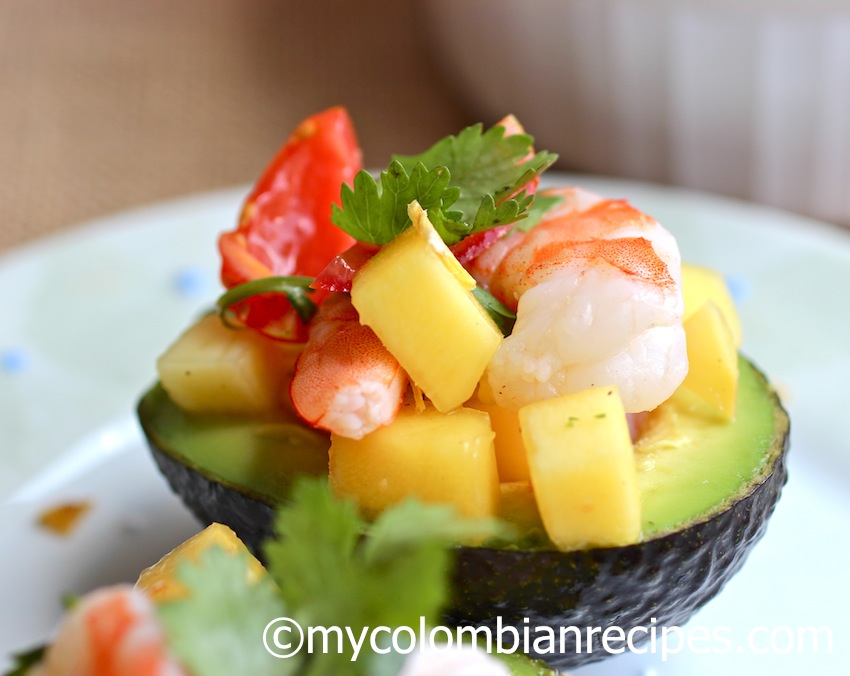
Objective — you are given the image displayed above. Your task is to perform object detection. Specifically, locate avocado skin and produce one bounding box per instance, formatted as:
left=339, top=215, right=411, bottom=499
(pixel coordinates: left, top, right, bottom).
left=147, top=405, right=788, bottom=671
left=446, top=406, right=788, bottom=671
left=141, top=365, right=789, bottom=672
left=149, top=443, right=278, bottom=554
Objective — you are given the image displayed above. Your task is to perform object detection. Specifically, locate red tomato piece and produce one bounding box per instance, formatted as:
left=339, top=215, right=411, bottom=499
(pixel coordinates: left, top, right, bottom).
left=449, top=224, right=513, bottom=265
left=311, top=242, right=379, bottom=294
left=218, top=106, right=362, bottom=340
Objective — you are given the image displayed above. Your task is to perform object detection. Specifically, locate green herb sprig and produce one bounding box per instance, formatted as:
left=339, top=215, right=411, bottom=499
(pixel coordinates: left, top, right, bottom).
left=158, top=549, right=289, bottom=676
left=331, top=123, right=557, bottom=246
left=153, top=478, right=508, bottom=676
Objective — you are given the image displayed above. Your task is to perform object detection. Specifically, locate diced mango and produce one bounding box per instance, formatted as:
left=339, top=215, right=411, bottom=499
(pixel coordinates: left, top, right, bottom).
left=682, top=263, right=742, bottom=347
left=157, top=313, right=301, bottom=415
left=498, top=481, right=544, bottom=534
left=329, top=403, right=498, bottom=519
left=519, top=386, right=640, bottom=549
left=680, top=301, right=739, bottom=420
left=468, top=386, right=530, bottom=482
left=351, top=202, right=502, bottom=412
left=135, top=523, right=267, bottom=602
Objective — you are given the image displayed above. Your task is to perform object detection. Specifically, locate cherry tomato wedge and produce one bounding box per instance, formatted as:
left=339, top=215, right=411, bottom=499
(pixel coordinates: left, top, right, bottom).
left=218, top=106, right=362, bottom=341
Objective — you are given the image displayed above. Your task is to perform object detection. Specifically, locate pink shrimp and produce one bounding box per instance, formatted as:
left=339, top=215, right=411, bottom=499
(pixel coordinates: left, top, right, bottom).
left=482, top=188, right=687, bottom=413
left=471, top=186, right=680, bottom=301
left=289, top=292, right=408, bottom=439
left=32, top=585, right=184, bottom=676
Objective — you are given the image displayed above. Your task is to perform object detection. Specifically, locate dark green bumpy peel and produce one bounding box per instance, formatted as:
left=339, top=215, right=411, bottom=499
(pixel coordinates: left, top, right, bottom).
left=139, top=360, right=789, bottom=671
left=448, top=402, right=788, bottom=670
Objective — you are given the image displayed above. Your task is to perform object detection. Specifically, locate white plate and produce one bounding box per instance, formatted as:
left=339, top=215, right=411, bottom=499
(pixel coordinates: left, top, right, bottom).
left=1, top=178, right=848, bottom=674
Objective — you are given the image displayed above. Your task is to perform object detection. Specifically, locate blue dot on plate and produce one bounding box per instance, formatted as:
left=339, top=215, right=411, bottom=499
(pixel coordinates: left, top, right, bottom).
left=1, top=348, right=31, bottom=374
left=173, top=267, right=212, bottom=298
left=725, top=274, right=751, bottom=303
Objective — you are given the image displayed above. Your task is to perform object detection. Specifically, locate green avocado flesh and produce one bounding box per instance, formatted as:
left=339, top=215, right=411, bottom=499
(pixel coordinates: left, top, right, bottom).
left=137, top=390, right=331, bottom=503
left=636, top=356, right=778, bottom=537
left=139, top=356, right=779, bottom=542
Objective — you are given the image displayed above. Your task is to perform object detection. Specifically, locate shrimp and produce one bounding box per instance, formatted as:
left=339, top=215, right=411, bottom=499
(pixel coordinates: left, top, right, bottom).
left=483, top=188, right=688, bottom=413
left=32, top=585, right=184, bottom=676
left=472, top=186, right=680, bottom=299
left=289, top=292, right=408, bottom=439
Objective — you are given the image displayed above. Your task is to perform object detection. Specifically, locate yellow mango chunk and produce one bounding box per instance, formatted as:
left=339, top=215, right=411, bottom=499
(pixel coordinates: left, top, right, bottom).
left=329, top=403, right=498, bottom=520
left=680, top=301, right=739, bottom=420
left=157, top=313, right=300, bottom=415
left=682, top=263, right=742, bottom=347
left=469, top=385, right=530, bottom=482
left=519, top=386, right=640, bottom=549
left=136, top=523, right=267, bottom=602
left=351, top=202, right=502, bottom=412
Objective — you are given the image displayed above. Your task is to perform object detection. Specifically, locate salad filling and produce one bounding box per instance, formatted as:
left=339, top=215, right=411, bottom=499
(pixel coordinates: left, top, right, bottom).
left=153, top=107, right=753, bottom=552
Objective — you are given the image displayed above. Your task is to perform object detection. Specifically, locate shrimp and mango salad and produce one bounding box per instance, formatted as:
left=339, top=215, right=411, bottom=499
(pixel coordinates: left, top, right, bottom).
left=8, top=478, right=548, bottom=676
left=155, top=107, right=744, bottom=552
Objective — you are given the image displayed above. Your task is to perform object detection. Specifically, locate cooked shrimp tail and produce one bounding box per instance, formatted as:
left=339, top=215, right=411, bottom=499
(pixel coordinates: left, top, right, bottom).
left=290, top=292, right=408, bottom=439
left=32, top=585, right=184, bottom=676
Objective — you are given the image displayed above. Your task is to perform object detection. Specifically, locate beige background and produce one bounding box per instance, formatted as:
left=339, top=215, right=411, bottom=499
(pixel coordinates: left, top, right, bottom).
left=0, top=0, right=471, bottom=252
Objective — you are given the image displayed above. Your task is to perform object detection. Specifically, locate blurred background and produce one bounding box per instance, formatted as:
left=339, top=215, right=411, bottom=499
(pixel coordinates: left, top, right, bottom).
left=0, top=0, right=468, bottom=252
left=2, top=0, right=849, bottom=253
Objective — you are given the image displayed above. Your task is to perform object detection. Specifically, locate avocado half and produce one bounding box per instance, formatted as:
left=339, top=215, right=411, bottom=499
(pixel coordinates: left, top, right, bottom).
left=138, top=357, right=788, bottom=671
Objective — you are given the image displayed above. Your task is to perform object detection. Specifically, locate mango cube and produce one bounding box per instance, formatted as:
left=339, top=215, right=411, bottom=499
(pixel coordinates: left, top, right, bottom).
left=329, top=403, right=498, bottom=519
left=682, top=263, right=742, bottom=347
left=351, top=202, right=502, bottom=412
left=519, top=386, right=640, bottom=549
left=680, top=301, right=739, bottom=420
left=157, top=313, right=299, bottom=415
left=136, top=523, right=267, bottom=602
left=469, top=384, right=530, bottom=482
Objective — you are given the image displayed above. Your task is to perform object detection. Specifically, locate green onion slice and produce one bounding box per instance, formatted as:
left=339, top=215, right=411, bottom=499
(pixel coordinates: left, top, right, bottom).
left=216, top=276, right=317, bottom=326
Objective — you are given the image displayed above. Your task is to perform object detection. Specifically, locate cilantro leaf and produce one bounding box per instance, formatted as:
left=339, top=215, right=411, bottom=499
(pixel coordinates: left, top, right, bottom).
left=470, top=190, right=534, bottom=233
left=157, top=547, right=293, bottom=676
left=263, top=480, right=368, bottom=672
left=394, top=123, right=556, bottom=224
left=264, top=479, right=363, bottom=619
left=363, top=499, right=510, bottom=563
left=331, top=122, right=558, bottom=247
left=361, top=499, right=511, bottom=628
left=382, top=161, right=456, bottom=232
left=331, top=169, right=382, bottom=244
left=332, top=162, right=455, bottom=245
left=512, top=192, right=564, bottom=233
left=263, top=479, right=510, bottom=674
